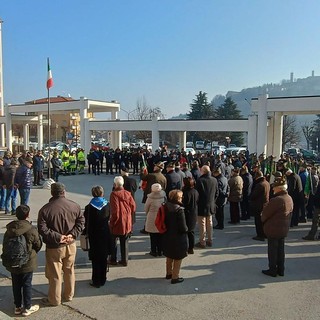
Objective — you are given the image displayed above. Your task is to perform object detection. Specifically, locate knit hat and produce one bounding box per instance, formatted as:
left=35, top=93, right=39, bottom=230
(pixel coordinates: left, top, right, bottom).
left=151, top=183, right=162, bottom=192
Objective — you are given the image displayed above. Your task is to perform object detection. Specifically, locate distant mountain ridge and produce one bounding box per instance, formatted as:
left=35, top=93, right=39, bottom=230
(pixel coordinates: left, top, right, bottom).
left=172, top=72, right=320, bottom=119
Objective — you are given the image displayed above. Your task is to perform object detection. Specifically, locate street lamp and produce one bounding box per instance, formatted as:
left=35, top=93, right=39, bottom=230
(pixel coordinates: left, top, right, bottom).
left=120, top=108, right=137, bottom=143
left=71, top=115, right=78, bottom=150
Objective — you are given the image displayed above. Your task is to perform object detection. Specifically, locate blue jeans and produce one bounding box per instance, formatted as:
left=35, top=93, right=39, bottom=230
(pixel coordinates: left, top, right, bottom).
left=19, top=188, right=30, bottom=205
left=0, top=186, right=6, bottom=209
left=5, top=188, right=17, bottom=213
left=11, top=272, right=33, bottom=309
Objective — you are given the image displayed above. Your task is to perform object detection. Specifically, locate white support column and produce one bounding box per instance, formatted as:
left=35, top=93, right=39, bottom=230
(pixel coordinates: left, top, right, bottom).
left=38, top=113, right=43, bottom=150
left=84, top=119, right=91, bottom=153
left=151, top=117, right=160, bottom=152
left=5, top=104, right=12, bottom=151
left=0, top=20, right=5, bottom=147
left=23, top=123, right=29, bottom=151
left=272, top=111, right=283, bottom=159
left=247, top=114, right=258, bottom=154
left=179, top=131, right=187, bottom=150
left=267, top=115, right=273, bottom=156
left=111, top=111, right=119, bottom=149
left=114, top=130, right=122, bottom=149
left=79, top=100, right=88, bottom=152
left=257, top=94, right=268, bottom=155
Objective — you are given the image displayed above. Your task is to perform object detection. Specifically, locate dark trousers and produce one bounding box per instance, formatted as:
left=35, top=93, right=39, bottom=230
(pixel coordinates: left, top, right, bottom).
left=254, top=213, right=265, bottom=238
left=149, top=233, right=162, bottom=255
left=91, top=256, right=108, bottom=286
left=106, top=163, right=113, bottom=174
left=93, top=161, right=100, bottom=175
left=215, top=205, right=225, bottom=228
left=33, top=170, right=41, bottom=185
left=306, top=194, right=315, bottom=219
left=187, top=230, right=195, bottom=250
left=240, top=196, right=250, bottom=219
left=111, top=234, right=129, bottom=263
left=267, top=238, right=285, bottom=274
left=291, top=202, right=300, bottom=227
left=132, top=162, right=139, bottom=174
left=11, top=272, right=33, bottom=309
left=230, top=202, right=240, bottom=223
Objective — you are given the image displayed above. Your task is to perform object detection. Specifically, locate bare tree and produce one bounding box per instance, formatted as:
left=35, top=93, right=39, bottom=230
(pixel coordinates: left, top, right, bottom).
left=282, top=115, right=301, bottom=150
left=301, top=122, right=314, bottom=150
left=131, top=97, right=166, bottom=142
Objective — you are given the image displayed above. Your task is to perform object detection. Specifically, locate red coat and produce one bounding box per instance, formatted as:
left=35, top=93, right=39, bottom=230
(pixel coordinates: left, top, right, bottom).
left=109, top=188, right=136, bottom=235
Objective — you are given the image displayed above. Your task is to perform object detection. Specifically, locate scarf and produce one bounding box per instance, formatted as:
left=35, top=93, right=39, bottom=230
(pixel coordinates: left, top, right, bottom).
left=90, top=197, right=108, bottom=211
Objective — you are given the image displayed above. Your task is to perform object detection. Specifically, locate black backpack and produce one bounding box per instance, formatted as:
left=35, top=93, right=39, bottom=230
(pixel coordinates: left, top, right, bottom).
left=1, top=234, right=30, bottom=268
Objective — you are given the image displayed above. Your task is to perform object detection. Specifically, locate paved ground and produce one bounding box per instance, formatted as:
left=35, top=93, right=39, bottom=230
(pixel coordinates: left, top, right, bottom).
left=0, top=172, right=320, bottom=320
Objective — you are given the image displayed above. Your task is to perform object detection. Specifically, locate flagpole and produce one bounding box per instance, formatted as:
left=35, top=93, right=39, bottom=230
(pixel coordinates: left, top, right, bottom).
left=47, top=86, right=51, bottom=179
left=47, top=57, right=51, bottom=179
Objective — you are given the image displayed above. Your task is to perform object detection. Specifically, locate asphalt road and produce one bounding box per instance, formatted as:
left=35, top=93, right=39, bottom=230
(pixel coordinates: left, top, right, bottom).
left=0, top=172, right=319, bottom=320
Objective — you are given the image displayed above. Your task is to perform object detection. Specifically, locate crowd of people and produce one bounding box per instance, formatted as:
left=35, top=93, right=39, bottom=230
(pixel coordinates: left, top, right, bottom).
left=1, top=143, right=320, bottom=316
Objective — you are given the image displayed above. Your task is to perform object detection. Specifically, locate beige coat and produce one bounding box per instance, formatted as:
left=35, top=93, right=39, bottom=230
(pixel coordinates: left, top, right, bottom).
left=144, top=190, right=166, bottom=233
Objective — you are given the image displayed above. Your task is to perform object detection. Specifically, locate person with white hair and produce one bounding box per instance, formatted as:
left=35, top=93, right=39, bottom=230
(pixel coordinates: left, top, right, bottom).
left=109, top=176, right=136, bottom=266
left=261, top=178, right=293, bottom=277
left=144, top=183, right=167, bottom=256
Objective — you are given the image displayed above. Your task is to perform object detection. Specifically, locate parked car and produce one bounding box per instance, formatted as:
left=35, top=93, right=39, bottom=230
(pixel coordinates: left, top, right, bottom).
left=212, top=145, right=227, bottom=155
left=300, top=149, right=317, bottom=160
left=195, top=141, right=205, bottom=149
left=287, top=147, right=301, bottom=158
left=225, top=147, right=247, bottom=156
left=186, top=141, right=194, bottom=148
left=185, top=147, right=196, bottom=155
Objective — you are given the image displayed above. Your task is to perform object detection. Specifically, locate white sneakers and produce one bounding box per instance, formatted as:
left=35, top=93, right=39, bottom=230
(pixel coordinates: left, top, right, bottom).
left=21, top=304, right=40, bottom=316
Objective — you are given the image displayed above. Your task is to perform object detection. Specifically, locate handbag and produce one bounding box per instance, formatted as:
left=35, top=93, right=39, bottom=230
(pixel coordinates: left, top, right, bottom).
left=80, top=234, right=89, bottom=251
left=80, top=208, right=90, bottom=251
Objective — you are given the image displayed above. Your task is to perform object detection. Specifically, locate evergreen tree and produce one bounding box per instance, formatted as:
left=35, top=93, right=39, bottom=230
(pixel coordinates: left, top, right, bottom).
left=214, top=97, right=242, bottom=119
left=187, top=91, right=215, bottom=120
left=213, top=97, right=244, bottom=146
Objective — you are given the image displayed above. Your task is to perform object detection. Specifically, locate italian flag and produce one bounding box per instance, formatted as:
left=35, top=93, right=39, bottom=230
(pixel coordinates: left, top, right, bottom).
left=46, top=58, right=53, bottom=89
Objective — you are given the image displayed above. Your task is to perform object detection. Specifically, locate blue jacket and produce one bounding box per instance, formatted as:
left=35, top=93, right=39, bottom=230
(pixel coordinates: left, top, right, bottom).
left=14, top=165, right=32, bottom=189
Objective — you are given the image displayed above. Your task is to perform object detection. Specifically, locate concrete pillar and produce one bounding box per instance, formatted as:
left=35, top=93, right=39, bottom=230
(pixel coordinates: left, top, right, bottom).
left=114, top=130, right=122, bottom=149
left=257, top=94, right=268, bottom=155
left=267, top=115, right=273, bottom=156
left=23, top=123, right=29, bottom=151
left=0, top=20, right=5, bottom=147
left=247, top=114, right=258, bottom=154
left=272, top=111, right=283, bottom=159
left=151, top=117, right=160, bottom=152
left=179, top=131, right=187, bottom=150
left=110, top=111, right=119, bottom=149
left=84, top=119, right=91, bottom=153
left=79, top=101, right=88, bottom=152
left=5, top=104, right=12, bottom=151
left=38, top=113, right=43, bottom=150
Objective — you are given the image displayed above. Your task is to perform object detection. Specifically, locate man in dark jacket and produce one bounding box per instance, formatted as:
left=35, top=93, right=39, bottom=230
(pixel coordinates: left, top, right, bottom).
left=261, top=178, right=293, bottom=277
left=250, top=170, right=270, bottom=241
left=2, top=205, right=42, bottom=316
left=3, top=158, right=18, bottom=215
left=240, top=166, right=253, bottom=220
left=165, top=162, right=181, bottom=196
left=213, top=168, right=229, bottom=230
left=38, top=182, right=84, bottom=306
left=285, top=169, right=303, bottom=227
left=196, top=165, right=218, bottom=248
left=14, top=157, right=33, bottom=206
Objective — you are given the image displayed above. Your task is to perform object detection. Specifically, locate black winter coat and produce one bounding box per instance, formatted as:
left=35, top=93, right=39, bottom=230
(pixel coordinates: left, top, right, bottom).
left=84, top=202, right=112, bottom=261
left=182, top=188, right=199, bottom=231
left=162, top=202, right=188, bottom=260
